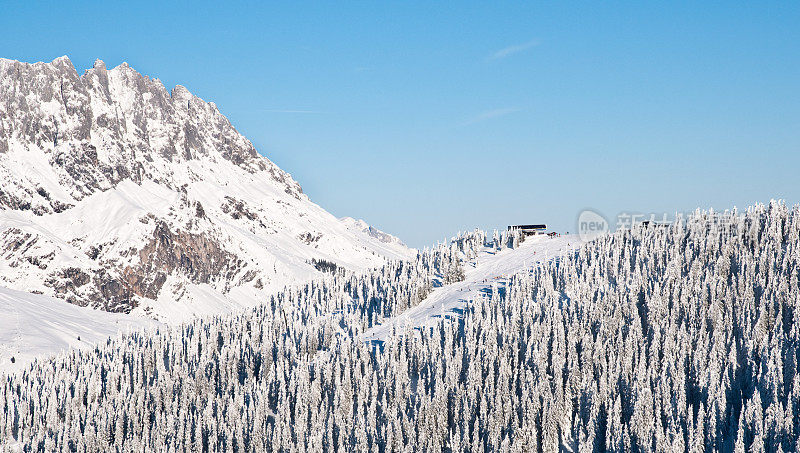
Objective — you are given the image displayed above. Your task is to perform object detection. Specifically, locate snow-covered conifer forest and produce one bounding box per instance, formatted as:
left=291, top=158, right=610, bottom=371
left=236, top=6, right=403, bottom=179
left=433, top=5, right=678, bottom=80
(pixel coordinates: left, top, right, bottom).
left=2, top=201, right=799, bottom=452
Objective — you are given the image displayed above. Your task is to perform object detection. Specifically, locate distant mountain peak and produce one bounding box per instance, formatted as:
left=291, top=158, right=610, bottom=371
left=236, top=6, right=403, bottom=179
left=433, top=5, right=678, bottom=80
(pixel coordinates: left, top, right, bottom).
left=341, top=217, right=409, bottom=247
left=0, top=56, right=412, bottom=320
left=0, top=55, right=300, bottom=211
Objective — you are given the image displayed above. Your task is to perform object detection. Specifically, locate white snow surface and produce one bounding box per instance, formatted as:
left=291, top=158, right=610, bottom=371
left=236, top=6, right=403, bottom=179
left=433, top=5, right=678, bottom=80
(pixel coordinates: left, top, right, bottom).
left=0, top=160, right=414, bottom=323
left=0, top=286, right=155, bottom=374
left=339, top=217, right=413, bottom=258
left=363, top=235, right=581, bottom=342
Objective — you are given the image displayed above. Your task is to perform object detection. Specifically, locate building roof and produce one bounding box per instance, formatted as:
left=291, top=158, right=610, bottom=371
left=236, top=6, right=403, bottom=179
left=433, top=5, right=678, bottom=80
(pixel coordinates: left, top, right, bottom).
left=508, top=224, right=547, bottom=230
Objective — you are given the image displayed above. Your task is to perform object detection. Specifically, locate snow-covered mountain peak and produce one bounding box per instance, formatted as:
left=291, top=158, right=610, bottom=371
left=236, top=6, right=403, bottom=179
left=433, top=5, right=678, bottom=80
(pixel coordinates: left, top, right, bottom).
left=171, top=84, right=193, bottom=99
left=0, top=56, right=412, bottom=320
left=340, top=217, right=408, bottom=247
left=0, top=55, right=301, bottom=208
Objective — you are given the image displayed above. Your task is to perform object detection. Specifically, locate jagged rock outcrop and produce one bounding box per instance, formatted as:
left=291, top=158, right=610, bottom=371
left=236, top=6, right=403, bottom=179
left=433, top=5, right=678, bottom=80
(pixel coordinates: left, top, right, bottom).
left=0, top=56, right=300, bottom=213
left=0, top=56, right=413, bottom=320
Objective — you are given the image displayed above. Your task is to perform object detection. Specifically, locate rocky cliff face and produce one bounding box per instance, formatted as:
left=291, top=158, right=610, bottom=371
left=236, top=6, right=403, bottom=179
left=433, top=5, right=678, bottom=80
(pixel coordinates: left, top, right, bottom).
left=0, top=56, right=299, bottom=212
left=0, top=56, right=413, bottom=321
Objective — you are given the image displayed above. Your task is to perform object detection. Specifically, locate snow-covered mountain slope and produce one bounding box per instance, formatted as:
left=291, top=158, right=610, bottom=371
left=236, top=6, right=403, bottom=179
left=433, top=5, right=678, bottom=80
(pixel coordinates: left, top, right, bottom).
left=0, top=56, right=412, bottom=321
left=0, top=286, right=154, bottom=372
left=363, top=234, right=581, bottom=342
left=340, top=216, right=412, bottom=259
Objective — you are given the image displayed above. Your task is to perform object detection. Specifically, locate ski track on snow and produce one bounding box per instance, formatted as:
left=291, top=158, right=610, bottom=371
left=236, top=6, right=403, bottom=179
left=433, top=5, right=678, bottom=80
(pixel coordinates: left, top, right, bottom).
left=0, top=287, right=155, bottom=374
left=363, top=235, right=582, bottom=343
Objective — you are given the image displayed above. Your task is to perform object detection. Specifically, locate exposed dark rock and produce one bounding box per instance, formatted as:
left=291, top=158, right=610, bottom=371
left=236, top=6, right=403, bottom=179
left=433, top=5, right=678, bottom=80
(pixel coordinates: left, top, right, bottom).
left=62, top=267, right=90, bottom=286
left=79, top=221, right=251, bottom=312
left=86, top=245, right=101, bottom=260
left=298, top=232, right=322, bottom=245
left=221, top=196, right=259, bottom=222
left=45, top=267, right=91, bottom=301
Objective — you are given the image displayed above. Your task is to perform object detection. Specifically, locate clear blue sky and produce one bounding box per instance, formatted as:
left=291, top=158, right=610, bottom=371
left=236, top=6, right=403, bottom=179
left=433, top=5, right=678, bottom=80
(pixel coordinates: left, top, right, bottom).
left=3, top=2, right=799, bottom=247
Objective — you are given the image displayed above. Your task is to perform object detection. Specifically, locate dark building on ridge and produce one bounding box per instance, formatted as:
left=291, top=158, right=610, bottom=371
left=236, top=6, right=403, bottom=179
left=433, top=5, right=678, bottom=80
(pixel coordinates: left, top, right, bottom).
left=508, top=224, right=547, bottom=237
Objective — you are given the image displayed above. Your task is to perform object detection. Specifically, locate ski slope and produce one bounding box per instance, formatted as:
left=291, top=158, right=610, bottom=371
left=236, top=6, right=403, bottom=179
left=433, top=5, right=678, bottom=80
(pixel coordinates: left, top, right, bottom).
left=0, top=287, right=155, bottom=373
left=363, top=235, right=581, bottom=342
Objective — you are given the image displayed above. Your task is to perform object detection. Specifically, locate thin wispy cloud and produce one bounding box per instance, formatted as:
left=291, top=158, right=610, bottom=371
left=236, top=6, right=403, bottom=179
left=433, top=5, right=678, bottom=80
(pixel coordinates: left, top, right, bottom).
left=462, top=107, right=521, bottom=126
left=488, top=39, right=539, bottom=60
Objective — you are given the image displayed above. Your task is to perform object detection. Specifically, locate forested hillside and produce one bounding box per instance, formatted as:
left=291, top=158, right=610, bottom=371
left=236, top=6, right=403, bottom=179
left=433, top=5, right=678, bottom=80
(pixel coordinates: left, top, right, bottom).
left=3, top=202, right=799, bottom=452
